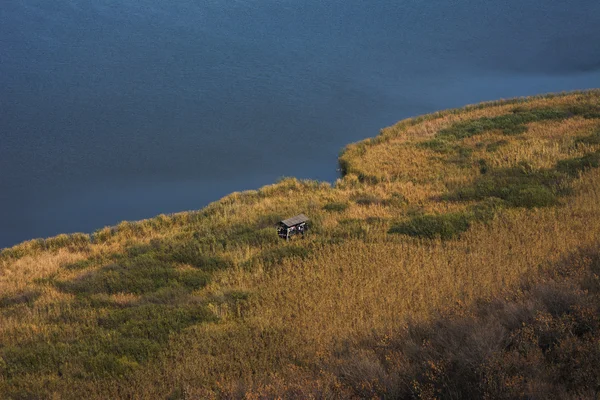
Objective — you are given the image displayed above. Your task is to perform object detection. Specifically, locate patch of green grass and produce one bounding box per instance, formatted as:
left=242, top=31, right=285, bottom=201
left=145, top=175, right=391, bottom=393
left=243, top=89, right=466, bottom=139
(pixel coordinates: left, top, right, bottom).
left=64, top=259, right=94, bottom=271
left=417, top=139, right=474, bottom=168
left=387, top=198, right=505, bottom=240
left=257, top=246, right=311, bottom=268
left=0, top=290, right=41, bottom=308
left=438, top=107, right=579, bottom=140
left=323, top=202, right=349, bottom=212
left=255, top=213, right=285, bottom=229
left=220, top=226, right=279, bottom=248
left=0, top=233, right=91, bottom=262
left=469, top=197, right=508, bottom=222
left=1, top=342, right=67, bottom=378
left=0, top=299, right=214, bottom=380
left=98, top=304, right=213, bottom=342
left=44, top=233, right=91, bottom=251
left=92, top=227, right=114, bottom=244
left=506, top=186, right=559, bottom=208
left=225, top=290, right=251, bottom=302
left=567, top=103, right=600, bottom=119
left=478, top=159, right=489, bottom=174
left=486, top=139, right=509, bottom=152
left=352, top=194, right=384, bottom=206
left=397, top=150, right=600, bottom=240
left=118, top=235, right=244, bottom=268
left=447, top=146, right=474, bottom=168
left=365, top=217, right=388, bottom=225
left=417, top=138, right=456, bottom=154
left=57, top=258, right=184, bottom=296
left=64, top=255, right=107, bottom=271
left=332, top=219, right=369, bottom=240
left=394, top=149, right=600, bottom=240
left=82, top=352, right=140, bottom=378
left=556, top=151, right=600, bottom=177
left=384, top=192, right=407, bottom=207
left=3, top=248, right=220, bottom=381
left=165, top=242, right=234, bottom=271
left=574, top=131, right=600, bottom=146
left=57, top=238, right=236, bottom=297
left=389, top=213, right=471, bottom=240
left=138, top=286, right=189, bottom=305
left=446, top=167, right=565, bottom=208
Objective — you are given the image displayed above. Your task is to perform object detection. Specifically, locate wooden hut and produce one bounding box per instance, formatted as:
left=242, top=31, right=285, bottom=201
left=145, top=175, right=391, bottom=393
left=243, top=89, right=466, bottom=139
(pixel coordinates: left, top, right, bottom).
left=277, top=214, right=309, bottom=240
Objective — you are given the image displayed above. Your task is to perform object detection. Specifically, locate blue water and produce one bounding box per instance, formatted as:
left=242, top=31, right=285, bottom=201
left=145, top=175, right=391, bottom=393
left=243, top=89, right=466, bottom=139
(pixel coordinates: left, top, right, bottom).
left=1, top=0, right=599, bottom=248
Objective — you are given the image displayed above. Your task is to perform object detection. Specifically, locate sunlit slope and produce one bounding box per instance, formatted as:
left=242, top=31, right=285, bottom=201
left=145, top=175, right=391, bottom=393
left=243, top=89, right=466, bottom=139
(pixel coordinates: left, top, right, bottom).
left=1, top=90, right=600, bottom=398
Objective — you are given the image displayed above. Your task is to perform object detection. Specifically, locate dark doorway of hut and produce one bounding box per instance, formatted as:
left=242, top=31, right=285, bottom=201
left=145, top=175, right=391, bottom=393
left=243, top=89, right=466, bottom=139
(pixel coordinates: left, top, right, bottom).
left=277, top=214, right=309, bottom=241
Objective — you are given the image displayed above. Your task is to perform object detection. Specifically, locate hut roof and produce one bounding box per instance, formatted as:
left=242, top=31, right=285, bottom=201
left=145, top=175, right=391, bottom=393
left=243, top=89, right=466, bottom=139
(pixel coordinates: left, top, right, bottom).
left=279, top=214, right=309, bottom=228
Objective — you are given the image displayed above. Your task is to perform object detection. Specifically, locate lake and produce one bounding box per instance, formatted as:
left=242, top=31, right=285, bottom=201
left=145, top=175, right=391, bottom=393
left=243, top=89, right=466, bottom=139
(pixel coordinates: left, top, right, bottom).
left=1, top=0, right=599, bottom=249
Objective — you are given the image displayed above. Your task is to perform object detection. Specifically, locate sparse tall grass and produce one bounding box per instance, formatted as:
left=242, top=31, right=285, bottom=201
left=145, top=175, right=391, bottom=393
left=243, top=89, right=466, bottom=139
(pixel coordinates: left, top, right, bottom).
left=1, top=90, right=600, bottom=399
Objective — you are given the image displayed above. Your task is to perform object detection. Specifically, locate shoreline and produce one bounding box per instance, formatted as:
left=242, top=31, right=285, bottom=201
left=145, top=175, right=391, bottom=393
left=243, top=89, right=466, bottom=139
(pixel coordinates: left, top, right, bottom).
left=2, top=88, right=598, bottom=256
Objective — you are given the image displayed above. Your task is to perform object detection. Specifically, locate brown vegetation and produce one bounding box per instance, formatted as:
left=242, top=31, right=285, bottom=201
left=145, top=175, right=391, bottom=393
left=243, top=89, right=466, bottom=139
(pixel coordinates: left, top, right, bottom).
left=1, top=90, right=600, bottom=399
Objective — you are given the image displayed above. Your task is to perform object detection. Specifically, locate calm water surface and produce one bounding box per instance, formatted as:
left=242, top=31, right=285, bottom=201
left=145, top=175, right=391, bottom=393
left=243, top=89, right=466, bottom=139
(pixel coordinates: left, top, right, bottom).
left=1, top=0, right=599, bottom=248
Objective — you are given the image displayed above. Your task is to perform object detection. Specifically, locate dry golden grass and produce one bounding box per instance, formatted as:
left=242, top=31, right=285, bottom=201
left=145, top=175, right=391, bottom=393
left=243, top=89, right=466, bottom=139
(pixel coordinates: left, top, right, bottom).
left=0, top=250, right=86, bottom=297
left=479, top=118, right=600, bottom=170
left=1, top=90, right=600, bottom=399
left=342, top=91, right=600, bottom=184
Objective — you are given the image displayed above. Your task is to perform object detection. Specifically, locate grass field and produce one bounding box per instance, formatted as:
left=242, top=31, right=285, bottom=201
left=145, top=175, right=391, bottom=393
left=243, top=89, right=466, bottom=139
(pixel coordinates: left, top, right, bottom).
left=1, top=90, right=600, bottom=399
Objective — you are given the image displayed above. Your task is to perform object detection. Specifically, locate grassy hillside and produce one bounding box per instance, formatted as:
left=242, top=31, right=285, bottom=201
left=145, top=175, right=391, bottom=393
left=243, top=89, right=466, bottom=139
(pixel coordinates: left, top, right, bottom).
left=2, top=90, right=600, bottom=399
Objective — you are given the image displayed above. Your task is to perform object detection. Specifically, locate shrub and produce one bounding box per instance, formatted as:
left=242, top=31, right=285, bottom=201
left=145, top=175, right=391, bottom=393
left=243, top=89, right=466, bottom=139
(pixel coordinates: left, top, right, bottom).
left=389, top=213, right=471, bottom=240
